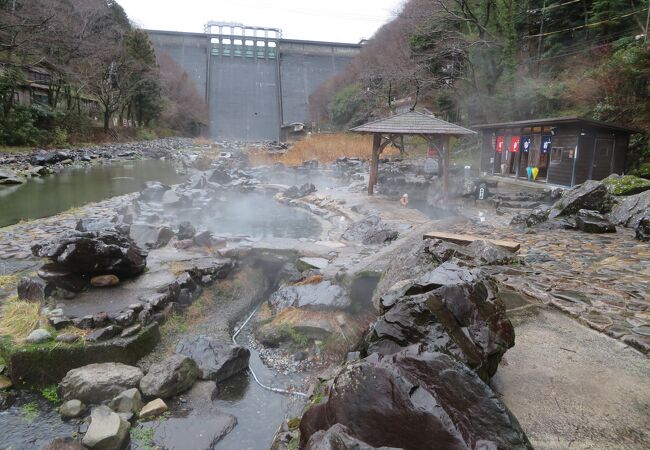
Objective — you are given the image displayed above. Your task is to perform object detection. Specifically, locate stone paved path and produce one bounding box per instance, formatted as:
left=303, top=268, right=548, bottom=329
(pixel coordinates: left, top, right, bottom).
left=448, top=216, right=650, bottom=356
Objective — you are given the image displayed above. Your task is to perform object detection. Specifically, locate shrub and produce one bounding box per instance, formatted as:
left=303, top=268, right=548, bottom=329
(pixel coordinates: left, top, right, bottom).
left=135, top=128, right=158, bottom=141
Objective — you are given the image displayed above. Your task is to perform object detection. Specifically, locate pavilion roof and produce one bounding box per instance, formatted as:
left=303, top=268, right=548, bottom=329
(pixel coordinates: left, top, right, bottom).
left=350, top=111, right=476, bottom=136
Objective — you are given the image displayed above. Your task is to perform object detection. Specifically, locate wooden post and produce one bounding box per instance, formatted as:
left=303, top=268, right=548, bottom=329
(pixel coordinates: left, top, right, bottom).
left=368, top=133, right=381, bottom=195
left=442, top=135, right=450, bottom=204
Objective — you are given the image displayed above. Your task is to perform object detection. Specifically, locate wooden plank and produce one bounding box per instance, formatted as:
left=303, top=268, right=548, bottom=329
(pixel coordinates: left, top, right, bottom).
left=423, top=231, right=521, bottom=252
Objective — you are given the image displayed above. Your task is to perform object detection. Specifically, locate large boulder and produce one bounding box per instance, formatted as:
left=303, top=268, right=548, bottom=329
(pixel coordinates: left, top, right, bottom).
left=59, top=363, right=144, bottom=404
left=139, top=354, right=198, bottom=399
left=175, top=335, right=249, bottom=383
left=575, top=209, right=616, bottom=233
left=549, top=180, right=613, bottom=218
left=602, top=174, right=650, bottom=196
left=268, top=281, right=351, bottom=314
left=300, top=346, right=532, bottom=450
left=365, top=262, right=514, bottom=382
left=305, top=424, right=400, bottom=450
left=342, top=215, right=398, bottom=245
left=610, top=189, right=650, bottom=229
left=82, top=405, right=130, bottom=450
left=32, top=230, right=147, bottom=277
left=285, top=183, right=316, bottom=199
left=17, top=276, right=54, bottom=302
left=129, top=224, right=174, bottom=250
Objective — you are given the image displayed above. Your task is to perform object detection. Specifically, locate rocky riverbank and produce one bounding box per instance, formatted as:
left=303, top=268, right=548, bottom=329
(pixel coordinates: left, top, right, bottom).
left=0, top=138, right=203, bottom=186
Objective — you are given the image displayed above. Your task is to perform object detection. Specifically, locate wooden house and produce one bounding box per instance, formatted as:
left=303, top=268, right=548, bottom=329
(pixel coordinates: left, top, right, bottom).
left=474, top=117, right=640, bottom=187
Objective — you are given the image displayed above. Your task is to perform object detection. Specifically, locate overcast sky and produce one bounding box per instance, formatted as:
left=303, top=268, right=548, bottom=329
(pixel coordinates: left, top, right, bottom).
left=117, top=0, right=404, bottom=43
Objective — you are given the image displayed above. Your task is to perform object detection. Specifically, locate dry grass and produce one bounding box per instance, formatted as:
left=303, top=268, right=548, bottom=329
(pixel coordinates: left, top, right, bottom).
left=0, top=275, right=19, bottom=290
left=0, top=297, right=41, bottom=341
left=249, top=133, right=402, bottom=166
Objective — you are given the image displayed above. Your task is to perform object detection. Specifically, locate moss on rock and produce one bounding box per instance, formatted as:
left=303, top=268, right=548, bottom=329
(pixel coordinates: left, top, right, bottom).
left=2, top=323, right=160, bottom=387
left=603, top=174, right=650, bottom=196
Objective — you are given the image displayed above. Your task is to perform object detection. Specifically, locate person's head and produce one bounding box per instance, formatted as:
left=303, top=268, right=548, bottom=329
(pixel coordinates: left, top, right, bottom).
left=402, top=193, right=408, bottom=199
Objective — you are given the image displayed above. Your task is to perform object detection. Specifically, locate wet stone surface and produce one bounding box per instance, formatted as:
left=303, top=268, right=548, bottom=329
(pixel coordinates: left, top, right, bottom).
left=449, top=218, right=650, bottom=355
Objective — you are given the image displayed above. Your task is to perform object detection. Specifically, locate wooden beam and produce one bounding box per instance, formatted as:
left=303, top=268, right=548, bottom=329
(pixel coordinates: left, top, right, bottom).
left=368, top=133, right=381, bottom=195
left=423, top=231, right=521, bottom=252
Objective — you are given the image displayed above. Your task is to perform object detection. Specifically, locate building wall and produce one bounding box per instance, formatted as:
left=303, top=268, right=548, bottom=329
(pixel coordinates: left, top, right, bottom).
left=546, top=125, right=578, bottom=186
left=478, top=121, right=630, bottom=186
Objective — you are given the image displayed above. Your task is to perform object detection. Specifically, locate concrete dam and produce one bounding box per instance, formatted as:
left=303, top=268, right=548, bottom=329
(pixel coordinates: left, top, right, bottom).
left=147, top=23, right=361, bottom=141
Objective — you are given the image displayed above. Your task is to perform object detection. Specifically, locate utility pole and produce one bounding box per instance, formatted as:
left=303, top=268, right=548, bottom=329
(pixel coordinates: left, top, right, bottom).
left=536, top=0, right=547, bottom=77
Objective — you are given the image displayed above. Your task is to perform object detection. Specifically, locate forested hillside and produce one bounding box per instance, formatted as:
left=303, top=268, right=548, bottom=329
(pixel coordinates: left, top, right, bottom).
left=312, top=0, right=650, bottom=170
left=0, top=0, right=207, bottom=146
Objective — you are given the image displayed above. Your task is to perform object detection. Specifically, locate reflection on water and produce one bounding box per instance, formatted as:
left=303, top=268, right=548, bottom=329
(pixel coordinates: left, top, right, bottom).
left=196, top=193, right=322, bottom=239
left=1, top=392, right=78, bottom=449
left=212, top=346, right=304, bottom=449
left=0, top=159, right=184, bottom=228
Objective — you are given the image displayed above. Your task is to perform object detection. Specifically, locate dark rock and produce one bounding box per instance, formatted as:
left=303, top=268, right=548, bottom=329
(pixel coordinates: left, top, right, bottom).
left=305, top=424, right=401, bottom=450
left=549, top=180, right=613, bottom=218
left=510, top=208, right=549, bottom=227
left=175, top=335, right=250, bottom=382
left=138, top=309, right=152, bottom=326
left=342, top=215, right=399, bottom=245
left=635, top=216, right=650, bottom=241
left=208, top=168, right=232, bottom=184
left=32, top=230, right=147, bottom=278
left=610, top=189, right=650, bottom=228
left=93, top=312, right=109, bottom=328
left=141, top=293, right=169, bottom=310
left=575, top=209, right=616, bottom=233
left=86, top=325, right=123, bottom=342
left=139, top=354, right=199, bottom=398
left=300, top=346, right=531, bottom=450
left=73, top=315, right=94, bottom=329
left=112, top=310, right=136, bottom=328
left=56, top=333, right=81, bottom=344
left=139, top=181, right=170, bottom=202
left=50, top=316, right=73, bottom=330
left=37, top=265, right=90, bottom=292
left=129, top=224, right=174, bottom=250
left=177, top=221, right=196, bottom=240
left=185, top=258, right=234, bottom=282
left=366, top=262, right=514, bottom=382
left=269, top=281, right=351, bottom=314
left=193, top=230, right=217, bottom=247
left=120, top=324, right=141, bottom=338
left=285, top=183, right=316, bottom=199
left=0, top=390, right=17, bottom=411
left=17, top=276, right=54, bottom=302
left=60, top=362, right=144, bottom=404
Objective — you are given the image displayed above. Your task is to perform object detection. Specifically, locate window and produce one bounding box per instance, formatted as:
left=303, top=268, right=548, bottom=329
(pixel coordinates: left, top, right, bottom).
left=33, top=92, right=48, bottom=105
left=550, top=147, right=563, bottom=163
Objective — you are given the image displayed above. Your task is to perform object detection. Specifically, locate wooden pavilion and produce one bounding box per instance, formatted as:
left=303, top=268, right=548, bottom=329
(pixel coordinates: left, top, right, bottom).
left=350, top=111, right=476, bottom=198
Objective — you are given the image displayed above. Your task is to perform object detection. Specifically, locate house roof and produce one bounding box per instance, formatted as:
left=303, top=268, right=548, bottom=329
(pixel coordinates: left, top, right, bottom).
left=350, top=111, right=477, bottom=136
left=472, top=116, right=642, bottom=134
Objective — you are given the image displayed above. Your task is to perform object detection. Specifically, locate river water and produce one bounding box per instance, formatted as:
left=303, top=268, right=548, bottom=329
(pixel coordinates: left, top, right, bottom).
left=0, top=159, right=184, bottom=228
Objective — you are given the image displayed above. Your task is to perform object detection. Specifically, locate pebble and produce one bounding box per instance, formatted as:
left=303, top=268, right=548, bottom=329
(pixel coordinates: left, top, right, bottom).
left=25, top=328, right=52, bottom=344
left=139, top=398, right=168, bottom=419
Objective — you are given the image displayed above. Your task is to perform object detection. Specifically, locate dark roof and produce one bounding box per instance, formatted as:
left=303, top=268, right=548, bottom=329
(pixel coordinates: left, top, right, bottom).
left=350, top=111, right=476, bottom=136
left=472, top=116, right=641, bottom=134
